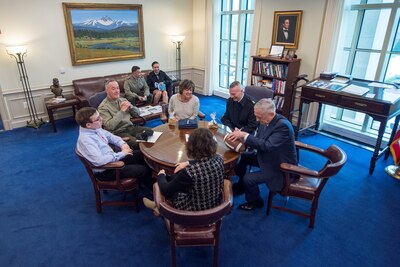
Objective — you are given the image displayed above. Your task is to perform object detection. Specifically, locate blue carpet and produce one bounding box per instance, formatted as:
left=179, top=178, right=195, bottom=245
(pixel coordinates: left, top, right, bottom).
left=1, top=95, right=399, bottom=266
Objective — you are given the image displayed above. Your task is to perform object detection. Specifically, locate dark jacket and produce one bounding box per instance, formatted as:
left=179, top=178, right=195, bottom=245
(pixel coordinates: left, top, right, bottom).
left=221, top=94, right=258, bottom=134
left=146, top=70, right=172, bottom=93
left=245, top=114, right=297, bottom=191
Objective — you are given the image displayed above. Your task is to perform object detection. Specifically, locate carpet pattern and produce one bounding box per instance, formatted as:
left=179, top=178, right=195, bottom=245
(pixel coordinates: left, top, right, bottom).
left=1, top=95, right=399, bottom=266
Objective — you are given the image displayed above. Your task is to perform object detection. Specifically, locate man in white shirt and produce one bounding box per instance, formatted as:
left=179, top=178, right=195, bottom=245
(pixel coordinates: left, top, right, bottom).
left=75, top=107, right=151, bottom=186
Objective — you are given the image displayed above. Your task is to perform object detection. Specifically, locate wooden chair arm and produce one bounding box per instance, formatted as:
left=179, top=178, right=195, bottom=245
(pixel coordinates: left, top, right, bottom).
left=280, top=162, right=319, bottom=177
left=94, top=161, right=125, bottom=170
left=295, top=141, right=325, bottom=156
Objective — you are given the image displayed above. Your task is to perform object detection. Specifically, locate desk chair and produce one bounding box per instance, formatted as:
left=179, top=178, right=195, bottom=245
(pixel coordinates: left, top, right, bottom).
left=75, top=149, right=139, bottom=213
left=154, top=179, right=233, bottom=267
left=244, top=85, right=274, bottom=102
left=267, top=141, right=346, bottom=228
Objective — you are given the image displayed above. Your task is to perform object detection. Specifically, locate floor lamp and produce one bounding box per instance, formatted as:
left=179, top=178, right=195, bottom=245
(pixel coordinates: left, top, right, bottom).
left=171, top=36, right=185, bottom=80
left=6, top=45, right=44, bottom=129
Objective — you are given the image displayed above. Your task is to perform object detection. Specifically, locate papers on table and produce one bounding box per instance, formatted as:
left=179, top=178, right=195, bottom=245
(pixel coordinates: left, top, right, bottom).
left=368, top=82, right=396, bottom=89
left=308, top=80, right=346, bottom=91
left=136, top=131, right=163, bottom=143
left=47, top=97, right=66, bottom=103
left=341, top=84, right=370, bottom=96
left=139, top=105, right=162, bottom=117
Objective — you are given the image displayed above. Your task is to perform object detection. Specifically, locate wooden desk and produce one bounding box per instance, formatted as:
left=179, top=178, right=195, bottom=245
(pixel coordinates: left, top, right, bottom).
left=45, top=97, right=80, bottom=132
left=139, top=121, right=240, bottom=177
left=296, top=79, right=400, bottom=174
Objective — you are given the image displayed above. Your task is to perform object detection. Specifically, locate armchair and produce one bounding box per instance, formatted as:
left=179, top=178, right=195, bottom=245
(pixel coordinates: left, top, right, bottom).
left=244, top=85, right=274, bottom=102
left=267, top=141, right=346, bottom=228
left=154, top=179, right=233, bottom=267
left=75, top=149, right=139, bottom=213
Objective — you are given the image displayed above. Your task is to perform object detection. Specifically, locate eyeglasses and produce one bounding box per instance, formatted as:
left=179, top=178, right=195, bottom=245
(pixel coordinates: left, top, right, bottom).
left=91, top=116, right=102, bottom=123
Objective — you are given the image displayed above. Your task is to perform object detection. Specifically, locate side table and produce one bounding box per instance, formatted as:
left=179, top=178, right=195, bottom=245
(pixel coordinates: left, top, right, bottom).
left=45, top=97, right=80, bottom=132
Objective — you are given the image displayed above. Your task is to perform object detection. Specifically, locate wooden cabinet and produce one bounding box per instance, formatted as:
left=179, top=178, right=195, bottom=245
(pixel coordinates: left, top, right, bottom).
left=251, top=56, right=301, bottom=119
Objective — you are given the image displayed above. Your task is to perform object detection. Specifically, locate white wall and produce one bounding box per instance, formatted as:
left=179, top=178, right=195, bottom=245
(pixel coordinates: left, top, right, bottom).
left=0, top=0, right=193, bottom=92
left=258, top=0, right=327, bottom=78
left=0, top=0, right=194, bottom=129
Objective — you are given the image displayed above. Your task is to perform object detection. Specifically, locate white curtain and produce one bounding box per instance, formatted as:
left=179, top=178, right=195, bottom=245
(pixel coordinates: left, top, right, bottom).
left=247, top=0, right=263, bottom=86
left=304, top=0, right=345, bottom=127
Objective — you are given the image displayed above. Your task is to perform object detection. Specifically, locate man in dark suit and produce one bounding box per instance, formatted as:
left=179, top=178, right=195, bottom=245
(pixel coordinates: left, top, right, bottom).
left=227, top=98, right=297, bottom=210
left=221, top=81, right=258, bottom=134
left=277, top=17, right=295, bottom=43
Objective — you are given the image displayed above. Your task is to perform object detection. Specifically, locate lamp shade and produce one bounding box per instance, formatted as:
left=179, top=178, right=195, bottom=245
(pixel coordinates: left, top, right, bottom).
left=171, top=35, right=185, bottom=44
left=6, top=45, right=27, bottom=55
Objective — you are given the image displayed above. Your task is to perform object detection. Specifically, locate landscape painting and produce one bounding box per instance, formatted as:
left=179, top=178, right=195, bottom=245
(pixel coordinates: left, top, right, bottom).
left=63, top=3, right=145, bottom=65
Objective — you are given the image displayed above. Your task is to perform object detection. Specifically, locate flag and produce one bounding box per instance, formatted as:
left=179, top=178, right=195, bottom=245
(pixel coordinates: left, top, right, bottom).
left=389, top=129, right=400, bottom=166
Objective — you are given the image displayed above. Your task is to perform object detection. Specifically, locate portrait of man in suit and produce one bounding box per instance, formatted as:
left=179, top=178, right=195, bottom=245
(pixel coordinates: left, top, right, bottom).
left=273, top=11, right=302, bottom=49
left=277, top=17, right=295, bottom=43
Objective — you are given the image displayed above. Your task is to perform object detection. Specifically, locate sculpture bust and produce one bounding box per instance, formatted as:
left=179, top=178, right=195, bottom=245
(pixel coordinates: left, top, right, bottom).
left=50, top=78, right=64, bottom=98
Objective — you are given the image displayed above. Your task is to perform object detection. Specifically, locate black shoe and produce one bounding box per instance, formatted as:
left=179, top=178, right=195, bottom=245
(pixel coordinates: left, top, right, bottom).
left=238, top=199, right=264, bottom=211
left=232, top=183, right=245, bottom=195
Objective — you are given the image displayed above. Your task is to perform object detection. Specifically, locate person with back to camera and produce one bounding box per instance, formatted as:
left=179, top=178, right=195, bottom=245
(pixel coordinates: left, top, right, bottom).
left=75, top=107, right=152, bottom=188
left=226, top=98, right=298, bottom=206
left=146, top=61, right=172, bottom=105
left=124, top=66, right=153, bottom=106
left=98, top=79, right=153, bottom=150
left=143, top=128, right=225, bottom=215
left=221, top=81, right=258, bottom=134
left=168, top=79, right=200, bottom=122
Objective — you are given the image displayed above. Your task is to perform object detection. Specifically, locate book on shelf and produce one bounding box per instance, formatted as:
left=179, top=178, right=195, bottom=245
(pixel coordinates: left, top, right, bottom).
left=272, top=79, right=286, bottom=94
left=253, top=61, right=288, bottom=78
left=273, top=96, right=285, bottom=110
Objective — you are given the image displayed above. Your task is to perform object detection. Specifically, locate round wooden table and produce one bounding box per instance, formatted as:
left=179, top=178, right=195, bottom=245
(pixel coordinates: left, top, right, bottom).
left=139, top=121, right=240, bottom=177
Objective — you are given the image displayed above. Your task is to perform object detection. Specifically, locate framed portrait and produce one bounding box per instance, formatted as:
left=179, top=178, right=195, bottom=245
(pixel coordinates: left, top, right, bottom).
left=62, top=3, right=145, bottom=65
left=272, top=10, right=302, bottom=49
left=286, top=49, right=296, bottom=60
left=269, top=44, right=285, bottom=58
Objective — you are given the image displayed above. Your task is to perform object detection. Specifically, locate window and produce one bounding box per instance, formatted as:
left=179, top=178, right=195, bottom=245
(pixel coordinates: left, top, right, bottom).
left=321, top=0, right=400, bottom=145
left=218, top=0, right=254, bottom=90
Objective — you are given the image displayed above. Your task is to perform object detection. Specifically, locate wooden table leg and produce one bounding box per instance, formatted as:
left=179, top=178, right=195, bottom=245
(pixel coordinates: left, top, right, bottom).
left=47, top=107, right=57, bottom=132
left=370, top=119, right=387, bottom=174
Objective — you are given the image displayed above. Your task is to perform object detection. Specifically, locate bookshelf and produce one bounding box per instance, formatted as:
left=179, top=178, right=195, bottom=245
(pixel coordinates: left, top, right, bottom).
left=251, top=56, right=301, bottom=119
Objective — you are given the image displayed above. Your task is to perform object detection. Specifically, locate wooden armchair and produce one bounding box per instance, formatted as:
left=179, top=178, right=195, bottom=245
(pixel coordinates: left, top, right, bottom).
left=154, top=179, right=233, bottom=267
left=267, top=141, right=347, bottom=228
left=75, top=149, right=139, bottom=213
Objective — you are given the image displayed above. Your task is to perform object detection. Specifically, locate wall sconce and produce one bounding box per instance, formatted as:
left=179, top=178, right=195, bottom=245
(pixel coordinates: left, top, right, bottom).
left=171, top=35, right=185, bottom=80
left=6, top=45, right=44, bottom=129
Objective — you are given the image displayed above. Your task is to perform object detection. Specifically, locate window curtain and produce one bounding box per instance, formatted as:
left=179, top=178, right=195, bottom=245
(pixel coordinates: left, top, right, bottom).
left=304, top=0, right=345, bottom=126
left=247, top=0, right=263, bottom=86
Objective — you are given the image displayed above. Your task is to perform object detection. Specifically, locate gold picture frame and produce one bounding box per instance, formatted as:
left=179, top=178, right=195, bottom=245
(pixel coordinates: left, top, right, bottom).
left=62, top=3, right=145, bottom=65
left=272, top=10, right=302, bottom=49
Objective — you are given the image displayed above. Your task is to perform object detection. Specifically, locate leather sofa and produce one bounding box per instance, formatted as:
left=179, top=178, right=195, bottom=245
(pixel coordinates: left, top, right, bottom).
left=73, top=72, right=134, bottom=108
left=73, top=71, right=178, bottom=108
